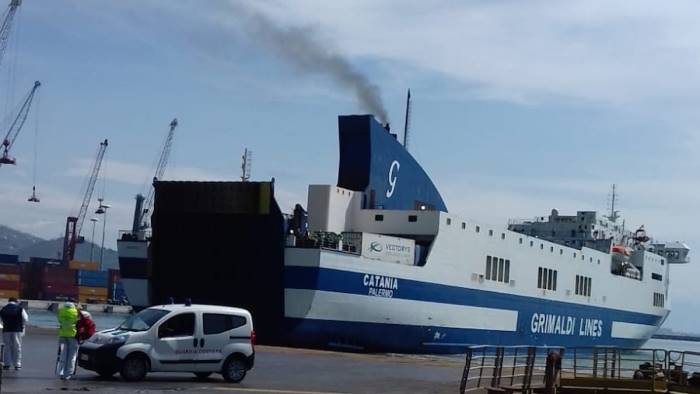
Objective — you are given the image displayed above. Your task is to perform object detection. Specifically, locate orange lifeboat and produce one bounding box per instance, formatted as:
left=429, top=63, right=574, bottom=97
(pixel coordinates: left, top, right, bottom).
left=612, top=244, right=631, bottom=256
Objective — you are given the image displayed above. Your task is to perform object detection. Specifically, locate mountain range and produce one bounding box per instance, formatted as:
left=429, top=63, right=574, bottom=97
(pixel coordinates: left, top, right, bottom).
left=0, top=225, right=118, bottom=270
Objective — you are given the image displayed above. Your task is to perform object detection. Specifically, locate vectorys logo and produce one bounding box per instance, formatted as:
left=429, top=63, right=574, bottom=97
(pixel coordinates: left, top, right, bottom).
left=386, top=160, right=400, bottom=198
left=369, top=241, right=383, bottom=253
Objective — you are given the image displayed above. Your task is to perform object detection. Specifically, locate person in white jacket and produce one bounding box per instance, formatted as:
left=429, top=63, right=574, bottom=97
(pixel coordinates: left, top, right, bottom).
left=0, top=298, right=29, bottom=370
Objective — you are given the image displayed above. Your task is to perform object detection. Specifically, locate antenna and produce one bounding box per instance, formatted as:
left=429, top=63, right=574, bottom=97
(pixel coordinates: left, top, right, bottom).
left=403, top=88, right=411, bottom=150
left=605, top=184, right=620, bottom=223
left=241, top=148, right=252, bottom=182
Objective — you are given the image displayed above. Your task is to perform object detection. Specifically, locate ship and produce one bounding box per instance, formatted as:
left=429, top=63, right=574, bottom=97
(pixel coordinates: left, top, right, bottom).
left=118, top=114, right=690, bottom=353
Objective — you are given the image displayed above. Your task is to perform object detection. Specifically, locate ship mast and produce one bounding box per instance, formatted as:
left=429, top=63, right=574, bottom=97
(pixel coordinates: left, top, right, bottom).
left=403, top=89, right=411, bottom=150
left=606, top=184, right=620, bottom=223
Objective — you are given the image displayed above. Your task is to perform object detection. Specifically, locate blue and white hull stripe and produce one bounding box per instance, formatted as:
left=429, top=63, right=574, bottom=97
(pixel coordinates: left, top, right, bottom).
left=283, top=266, right=664, bottom=353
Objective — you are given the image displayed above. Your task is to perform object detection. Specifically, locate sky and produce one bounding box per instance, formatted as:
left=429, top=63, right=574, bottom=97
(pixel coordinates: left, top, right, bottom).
left=0, top=0, right=698, bottom=331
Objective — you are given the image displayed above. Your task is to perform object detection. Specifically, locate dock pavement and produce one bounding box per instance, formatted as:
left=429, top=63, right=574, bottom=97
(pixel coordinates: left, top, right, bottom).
left=1, top=327, right=461, bottom=393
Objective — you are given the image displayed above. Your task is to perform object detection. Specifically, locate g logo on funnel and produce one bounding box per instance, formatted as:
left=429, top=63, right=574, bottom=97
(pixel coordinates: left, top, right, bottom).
left=386, top=160, right=400, bottom=198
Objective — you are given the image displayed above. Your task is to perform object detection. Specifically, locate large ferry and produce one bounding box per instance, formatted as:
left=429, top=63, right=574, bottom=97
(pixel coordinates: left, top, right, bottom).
left=119, top=114, right=690, bottom=353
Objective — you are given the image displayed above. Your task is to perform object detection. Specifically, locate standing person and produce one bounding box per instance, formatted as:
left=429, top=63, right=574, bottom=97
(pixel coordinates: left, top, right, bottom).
left=0, top=297, right=29, bottom=371
left=56, top=302, right=79, bottom=380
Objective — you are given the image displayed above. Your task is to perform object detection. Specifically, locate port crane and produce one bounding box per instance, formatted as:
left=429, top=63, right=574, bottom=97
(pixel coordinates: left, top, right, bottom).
left=0, top=0, right=21, bottom=70
left=131, top=118, right=177, bottom=235
left=63, top=139, right=108, bottom=262
left=0, top=80, right=40, bottom=166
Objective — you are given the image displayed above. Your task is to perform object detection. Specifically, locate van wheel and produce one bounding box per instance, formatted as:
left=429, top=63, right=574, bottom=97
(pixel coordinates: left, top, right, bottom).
left=222, top=357, right=247, bottom=383
left=120, top=355, right=148, bottom=382
left=194, top=372, right=212, bottom=380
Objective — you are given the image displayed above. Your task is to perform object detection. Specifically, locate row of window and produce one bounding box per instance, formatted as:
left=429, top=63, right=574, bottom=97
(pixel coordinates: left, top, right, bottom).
left=575, top=275, right=592, bottom=297
left=394, top=214, right=602, bottom=266
left=485, top=255, right=510, bottom=283
left=653, top=292, right=665, bottom=307
left=537, top=267, right=558, bottom=291
left=158, top=313, right=247, bottom=338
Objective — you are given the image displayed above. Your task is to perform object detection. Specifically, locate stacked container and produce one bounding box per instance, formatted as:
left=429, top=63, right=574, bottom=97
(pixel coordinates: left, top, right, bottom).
left=76, top=270, right=108, bottom=303
left=0, top=262, right=21, bottom=299
left=0, top=254, right=19, bottom=264
left=38, top=265, right=78, bottom=301
left=107, top=269, right=122, bottom=300
left=69, top=260, right=98, bottom=271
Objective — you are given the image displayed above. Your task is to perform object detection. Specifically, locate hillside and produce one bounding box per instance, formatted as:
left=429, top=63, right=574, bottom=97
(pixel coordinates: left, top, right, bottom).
left=0, top=225, right=44, bottom=254
left=0, top=225, right=119, bottom=270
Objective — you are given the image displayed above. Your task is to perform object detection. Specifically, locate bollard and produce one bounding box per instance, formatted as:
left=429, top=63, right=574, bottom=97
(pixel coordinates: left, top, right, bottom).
left=545, top=351, right=562, bottom=394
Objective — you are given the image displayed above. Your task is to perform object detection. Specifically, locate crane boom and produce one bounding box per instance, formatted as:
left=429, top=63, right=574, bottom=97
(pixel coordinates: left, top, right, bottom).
left=0, top=0, right=21, bottom=70
left=137, top=118, right=177, bottom=230
left=0, top=80, right=39, bottom=165
left=63, top=139, right=108, bottom=262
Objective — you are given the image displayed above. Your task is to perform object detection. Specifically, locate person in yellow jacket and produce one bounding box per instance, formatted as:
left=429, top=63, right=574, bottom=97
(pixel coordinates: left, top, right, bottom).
left=56, top=302, right=79, bottom=380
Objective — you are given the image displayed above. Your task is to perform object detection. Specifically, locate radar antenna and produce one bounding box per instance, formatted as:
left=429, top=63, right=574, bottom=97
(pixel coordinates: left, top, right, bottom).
left=403, top=89, right=411, bottom=150
left=241, top=148, right=252, bottom=182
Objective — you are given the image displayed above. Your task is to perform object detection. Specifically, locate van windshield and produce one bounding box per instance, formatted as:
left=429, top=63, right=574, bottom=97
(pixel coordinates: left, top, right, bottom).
left=118, top=308, right=169, bottom=332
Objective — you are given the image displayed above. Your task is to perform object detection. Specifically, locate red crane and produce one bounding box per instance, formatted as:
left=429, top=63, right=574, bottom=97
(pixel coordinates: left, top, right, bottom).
left=63, top=139, right=108, bottom=263
left=0, top=80, right=40, bottom=166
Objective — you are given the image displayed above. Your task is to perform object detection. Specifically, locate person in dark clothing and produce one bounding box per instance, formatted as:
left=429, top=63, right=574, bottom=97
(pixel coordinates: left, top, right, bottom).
left=0, top=297, right=29, bottom=370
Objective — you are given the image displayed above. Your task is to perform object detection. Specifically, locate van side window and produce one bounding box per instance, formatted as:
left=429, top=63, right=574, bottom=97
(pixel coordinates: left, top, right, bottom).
left=158, top=313, right=195, bottom=338
left=203, top=313, right=247, bottom=335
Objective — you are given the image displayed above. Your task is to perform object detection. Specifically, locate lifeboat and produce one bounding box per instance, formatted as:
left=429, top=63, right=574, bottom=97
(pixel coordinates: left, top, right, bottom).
left=612, top=244, right=631, bottom=256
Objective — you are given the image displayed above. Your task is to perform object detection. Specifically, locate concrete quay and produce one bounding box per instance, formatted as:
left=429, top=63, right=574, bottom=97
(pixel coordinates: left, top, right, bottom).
left=1, top=328, right=462, bottom=393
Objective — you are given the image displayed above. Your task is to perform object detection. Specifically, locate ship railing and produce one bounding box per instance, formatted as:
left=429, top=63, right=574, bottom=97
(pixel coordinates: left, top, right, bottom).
left=459, top=345, right=564, bottom=394
left=667, top=350, right=700, bottom=391
left=561, top=347, right=669, bottom=392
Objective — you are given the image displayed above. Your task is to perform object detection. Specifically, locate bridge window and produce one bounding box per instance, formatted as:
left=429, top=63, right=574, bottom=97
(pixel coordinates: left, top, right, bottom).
left=485, top=255, right=510, bottom=284
left=651, top=273, right=663, bottom=281
left=408, top=215, right=417, bottom=222
left=374, top=214, right=384, bottom=221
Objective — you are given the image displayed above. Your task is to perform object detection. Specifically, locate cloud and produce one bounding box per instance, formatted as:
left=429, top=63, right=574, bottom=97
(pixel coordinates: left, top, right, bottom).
left=202, top=0, right=700, bottom=109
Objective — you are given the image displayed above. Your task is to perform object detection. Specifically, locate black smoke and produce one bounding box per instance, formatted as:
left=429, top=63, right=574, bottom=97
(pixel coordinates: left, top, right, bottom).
left=229, top=3, right=389, bottom=124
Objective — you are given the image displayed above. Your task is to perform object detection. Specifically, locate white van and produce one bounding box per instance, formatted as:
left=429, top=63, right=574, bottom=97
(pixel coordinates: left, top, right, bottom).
left=78, top=304, right=255, bottom=383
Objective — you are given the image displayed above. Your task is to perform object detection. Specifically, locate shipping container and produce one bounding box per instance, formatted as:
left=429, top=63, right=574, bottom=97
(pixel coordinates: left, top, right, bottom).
left=0, top=290, right=20, bottom=299
left=0, top=274, right=20, bottom=281
left=40, top=292, right=77, bottom=301
left=30, top=257, right=63, bottom=265
left=76, top=278, right=108, bottom=287
left=69, top=260, right=98, bottom=271
left=75, top=270, right=108, bottom=279
left=78, top=295, right=107, bottom=304
left=0, top=254, right=18, bottom=264
left=0, top=280, right=20, bottom=291
left=78, top=286, right=108, bottom=296
left=0, top=264, right=20, bottom=275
